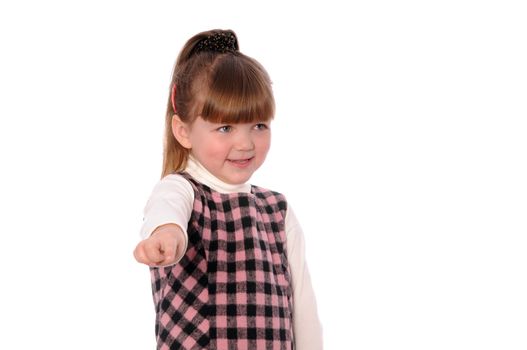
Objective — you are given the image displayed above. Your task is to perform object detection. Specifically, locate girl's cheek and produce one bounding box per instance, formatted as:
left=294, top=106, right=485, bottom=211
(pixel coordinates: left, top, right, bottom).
left=258, top=134, right=271, bottom=149
left=206, top=141, right=226, bottom=157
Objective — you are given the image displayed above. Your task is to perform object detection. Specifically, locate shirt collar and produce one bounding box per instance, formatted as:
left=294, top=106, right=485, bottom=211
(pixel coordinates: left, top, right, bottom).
left=185, top=155, right=252, bottom=194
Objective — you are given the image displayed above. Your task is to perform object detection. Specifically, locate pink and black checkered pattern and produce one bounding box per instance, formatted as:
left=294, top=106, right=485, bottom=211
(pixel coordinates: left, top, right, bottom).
left=150, top=173, right=293, bottom=349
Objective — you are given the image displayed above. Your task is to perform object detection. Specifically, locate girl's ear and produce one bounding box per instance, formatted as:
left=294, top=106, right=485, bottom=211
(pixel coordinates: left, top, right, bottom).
left=172, top=115, right=192, bottom=149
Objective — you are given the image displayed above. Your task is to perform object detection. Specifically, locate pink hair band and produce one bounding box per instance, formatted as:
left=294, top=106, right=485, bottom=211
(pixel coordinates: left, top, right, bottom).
left=171, top=84, right=177, bottom=113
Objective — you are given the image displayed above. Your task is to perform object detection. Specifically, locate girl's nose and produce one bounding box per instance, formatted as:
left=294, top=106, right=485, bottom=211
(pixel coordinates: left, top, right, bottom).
left=235, top=131, right=255, bottom=151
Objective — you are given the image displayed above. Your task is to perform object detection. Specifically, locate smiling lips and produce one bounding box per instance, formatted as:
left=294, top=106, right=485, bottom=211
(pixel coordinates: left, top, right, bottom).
left=227, top=157, right=254, bottom=168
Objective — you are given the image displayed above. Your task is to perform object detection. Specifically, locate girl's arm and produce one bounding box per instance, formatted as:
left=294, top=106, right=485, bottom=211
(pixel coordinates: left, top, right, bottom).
left=285, top=206, right=324, bottom=349
left=135, top=174, right=195, bottom=266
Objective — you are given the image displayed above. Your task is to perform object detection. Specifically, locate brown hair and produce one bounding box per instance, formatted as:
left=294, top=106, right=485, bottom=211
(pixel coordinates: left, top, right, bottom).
left=161, top=29, right=275, bottom=177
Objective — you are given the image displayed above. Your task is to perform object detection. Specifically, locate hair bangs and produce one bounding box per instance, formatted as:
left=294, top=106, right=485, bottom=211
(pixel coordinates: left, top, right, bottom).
left=200, top=55, right=275, bottom=124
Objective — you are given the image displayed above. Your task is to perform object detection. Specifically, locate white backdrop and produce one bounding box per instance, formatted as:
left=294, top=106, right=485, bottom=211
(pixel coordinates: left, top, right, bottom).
left=1, top=0, right=526, bottom=349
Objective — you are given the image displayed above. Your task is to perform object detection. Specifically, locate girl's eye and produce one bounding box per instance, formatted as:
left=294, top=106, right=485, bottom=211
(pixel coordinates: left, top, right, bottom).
left=254, top=123, right=269, bottom=130
left=217, top=125, right=232, bottom=133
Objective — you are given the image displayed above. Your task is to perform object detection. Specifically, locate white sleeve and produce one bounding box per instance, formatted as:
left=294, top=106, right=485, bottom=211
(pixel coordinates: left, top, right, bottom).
left=140, top=174, right=195, bottom=260
left=285, top=206, right=324, bottom=349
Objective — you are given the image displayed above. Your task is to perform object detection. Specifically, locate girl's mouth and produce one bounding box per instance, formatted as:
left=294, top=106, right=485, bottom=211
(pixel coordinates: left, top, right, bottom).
left=227, top=157, right=254, bottom=168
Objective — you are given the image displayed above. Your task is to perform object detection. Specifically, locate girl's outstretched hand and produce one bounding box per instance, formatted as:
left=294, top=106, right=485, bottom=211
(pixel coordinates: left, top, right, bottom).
left=133, top=224, right=186, bottom=267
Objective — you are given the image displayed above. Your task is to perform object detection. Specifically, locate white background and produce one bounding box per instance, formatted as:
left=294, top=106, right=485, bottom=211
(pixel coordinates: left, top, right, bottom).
left=1, top=0, right=526, bottom=349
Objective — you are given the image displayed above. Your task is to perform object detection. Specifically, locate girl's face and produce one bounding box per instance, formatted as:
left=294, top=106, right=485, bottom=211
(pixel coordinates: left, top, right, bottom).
left=182, top=116, right=271, bottom=184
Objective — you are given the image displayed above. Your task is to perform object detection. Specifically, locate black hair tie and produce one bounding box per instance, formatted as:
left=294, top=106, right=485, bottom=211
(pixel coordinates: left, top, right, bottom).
left=195, top=32, right=238, bottom=54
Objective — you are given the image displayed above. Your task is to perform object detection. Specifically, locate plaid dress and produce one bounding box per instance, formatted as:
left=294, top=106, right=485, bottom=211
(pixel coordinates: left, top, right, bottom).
left=150, top=173, right=294, bottom=349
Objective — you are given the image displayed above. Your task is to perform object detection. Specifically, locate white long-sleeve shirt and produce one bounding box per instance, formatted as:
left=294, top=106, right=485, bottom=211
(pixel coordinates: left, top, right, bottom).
left=141, top=157, right=323, bottom=349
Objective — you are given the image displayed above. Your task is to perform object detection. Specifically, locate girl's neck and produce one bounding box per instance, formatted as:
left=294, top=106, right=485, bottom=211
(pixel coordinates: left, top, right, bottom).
left=186, top=155, right=252, bottom=194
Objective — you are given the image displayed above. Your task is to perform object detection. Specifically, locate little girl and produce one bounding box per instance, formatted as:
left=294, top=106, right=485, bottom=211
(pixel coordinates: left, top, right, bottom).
left=134, top=29, right=322, bottom=350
